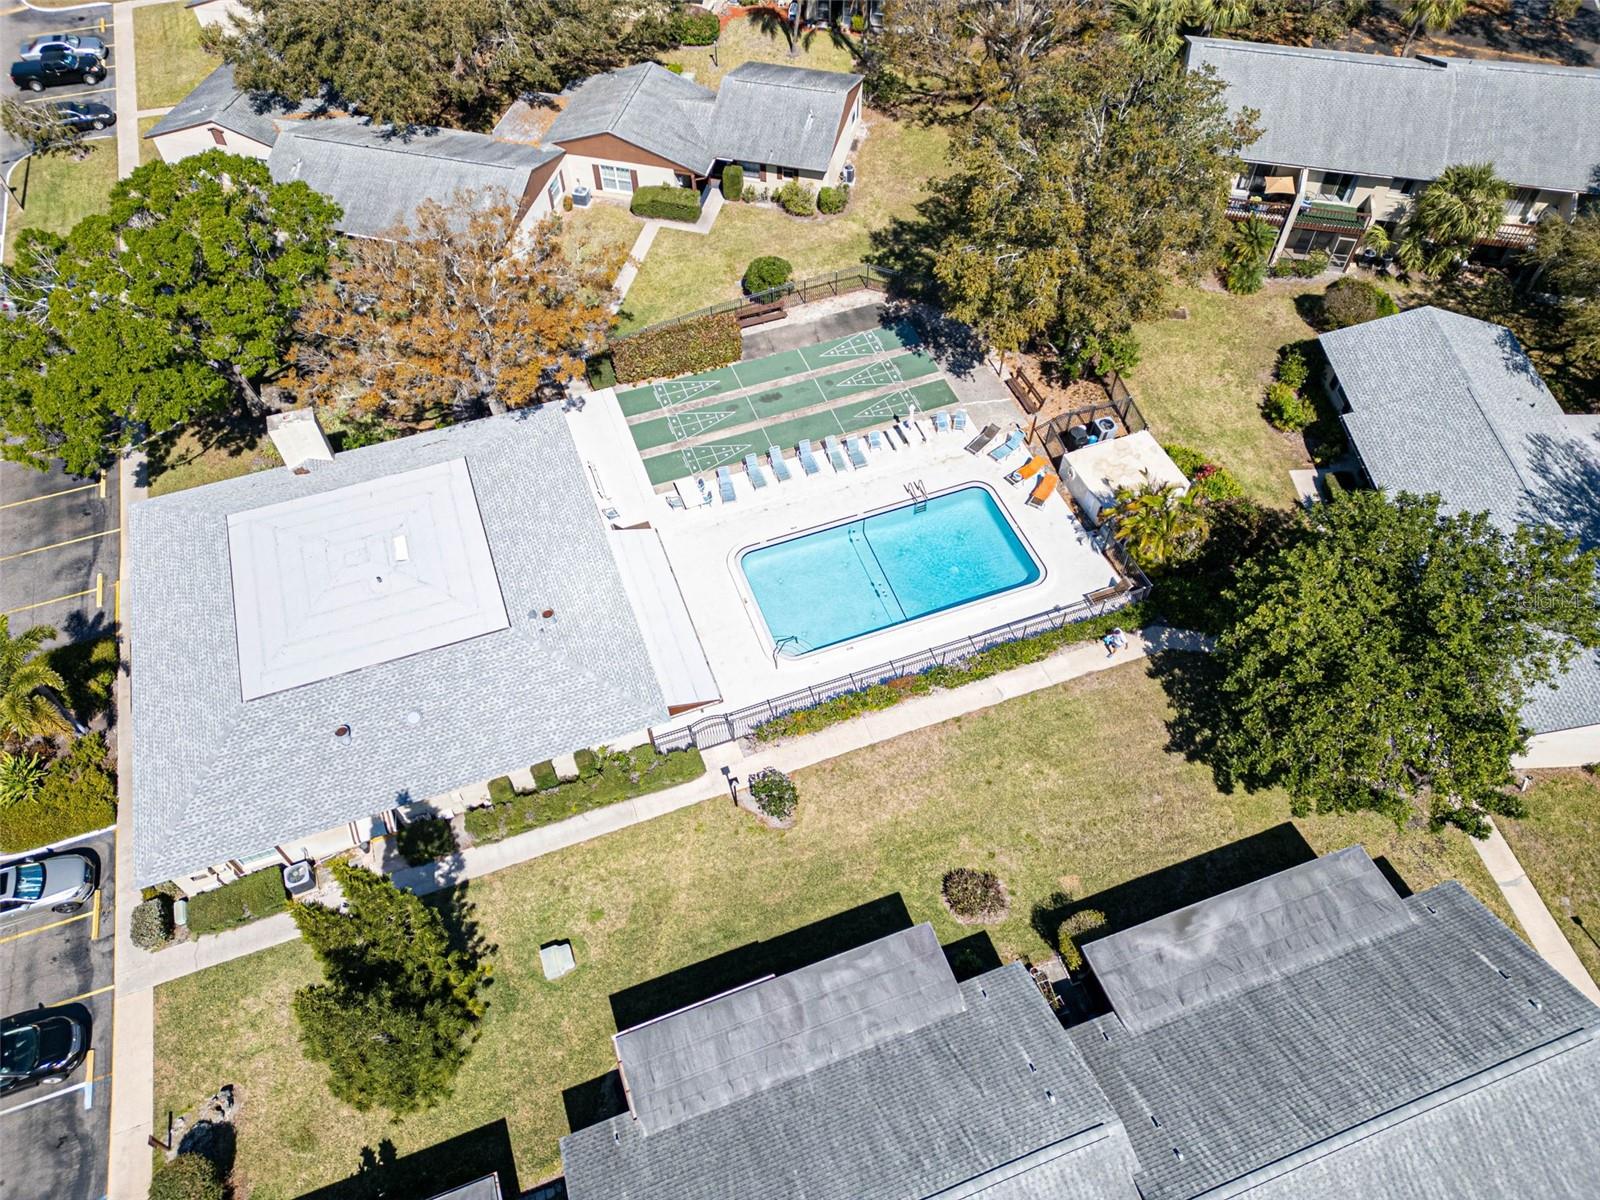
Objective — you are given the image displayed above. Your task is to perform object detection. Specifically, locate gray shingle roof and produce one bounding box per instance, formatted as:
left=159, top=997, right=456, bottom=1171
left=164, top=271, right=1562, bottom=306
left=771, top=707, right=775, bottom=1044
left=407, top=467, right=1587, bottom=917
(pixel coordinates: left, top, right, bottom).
left=128, top=409, right=667, bottom=887
left=1186, top=37, right=1600, bottom=194
left=710, top=62, right=862, bottom=174
left=1320, top=305, right=1600, bottom=735
left=144, top=62, right=314, bottom=147
left=424, top=1176, right=501, bottom=1200
left=544, top=63, right=715, bottom=174
left=562, top=929, right=1140, bottom=1200
left=266, top=118, right=561, bottom=238
left=1072, top=853, right=1600, bottom=1199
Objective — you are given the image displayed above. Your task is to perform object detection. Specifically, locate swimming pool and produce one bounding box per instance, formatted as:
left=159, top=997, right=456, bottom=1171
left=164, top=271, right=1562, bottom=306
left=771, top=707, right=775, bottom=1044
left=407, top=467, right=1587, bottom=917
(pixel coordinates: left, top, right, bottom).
left=740, top=486, right=1042, bottom=656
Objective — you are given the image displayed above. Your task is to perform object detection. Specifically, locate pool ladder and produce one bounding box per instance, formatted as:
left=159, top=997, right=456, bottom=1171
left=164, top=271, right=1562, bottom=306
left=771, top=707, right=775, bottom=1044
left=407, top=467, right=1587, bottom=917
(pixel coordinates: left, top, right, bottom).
left=906, top=480, right=928, bottom=513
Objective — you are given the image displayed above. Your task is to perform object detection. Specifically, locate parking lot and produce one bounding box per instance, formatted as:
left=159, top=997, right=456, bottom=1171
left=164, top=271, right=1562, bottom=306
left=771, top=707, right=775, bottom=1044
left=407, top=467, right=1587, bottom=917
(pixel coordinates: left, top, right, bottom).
left=1, top=459, right=121, bottom=648
left=0, top=831, right=115, bottom=1200
left=0, top=4, right=117, bottom=174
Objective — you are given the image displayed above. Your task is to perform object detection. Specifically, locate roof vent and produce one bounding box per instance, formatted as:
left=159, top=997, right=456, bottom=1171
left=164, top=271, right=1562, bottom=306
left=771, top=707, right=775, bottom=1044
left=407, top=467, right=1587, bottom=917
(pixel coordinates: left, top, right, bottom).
left=804, top=108, right=814, bottom=132
left=1529, top=997, right=1543, bottom=1011
left=334, top=724, right=352, bottom=742
left=1415, top=54, right=1450, bottom=68
left=1173, top=1148, right=1184, bottom=1161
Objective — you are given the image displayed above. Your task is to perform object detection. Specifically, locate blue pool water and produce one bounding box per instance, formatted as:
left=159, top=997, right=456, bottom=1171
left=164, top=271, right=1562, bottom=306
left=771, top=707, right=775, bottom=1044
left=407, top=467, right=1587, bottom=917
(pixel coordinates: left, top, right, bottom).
left=740, top=486, right=1042, bottom=655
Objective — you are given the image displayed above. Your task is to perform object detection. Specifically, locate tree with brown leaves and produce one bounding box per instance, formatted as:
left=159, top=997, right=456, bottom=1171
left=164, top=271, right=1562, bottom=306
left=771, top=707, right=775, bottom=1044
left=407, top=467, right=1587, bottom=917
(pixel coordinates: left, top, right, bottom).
left=290, top=190, right=623, bottom=424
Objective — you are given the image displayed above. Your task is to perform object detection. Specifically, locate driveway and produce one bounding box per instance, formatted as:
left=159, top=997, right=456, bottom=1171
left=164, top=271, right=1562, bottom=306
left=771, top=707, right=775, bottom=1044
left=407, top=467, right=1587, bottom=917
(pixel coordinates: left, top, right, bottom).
left=0, top=458, right=121, bottom=647
left=0, top=830, right=116, bottom=1200
left=0, top=3, right=119, bottom=174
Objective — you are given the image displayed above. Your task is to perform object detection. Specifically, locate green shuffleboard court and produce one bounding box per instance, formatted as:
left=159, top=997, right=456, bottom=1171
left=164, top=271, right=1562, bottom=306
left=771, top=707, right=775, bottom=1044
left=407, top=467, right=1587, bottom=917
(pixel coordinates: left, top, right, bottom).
left=612, top=322, right=917, bottom=417
left=639, top=377, right=962, bottom=486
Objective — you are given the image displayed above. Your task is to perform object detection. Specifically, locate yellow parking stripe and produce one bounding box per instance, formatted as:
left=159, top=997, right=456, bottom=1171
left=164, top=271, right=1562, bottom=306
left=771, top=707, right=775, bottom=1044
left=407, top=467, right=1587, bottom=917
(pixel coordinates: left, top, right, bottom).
left=91, top=887, right=102, bottom=940
left=0, top=480, right=97, bottom=509
left=2, top=573, right=104, bottom=616
left=0, top=527, right=119, bottom=563
left=0, top=910, right=91, bottom=944
left=50, top=984, right=114, bottom=1008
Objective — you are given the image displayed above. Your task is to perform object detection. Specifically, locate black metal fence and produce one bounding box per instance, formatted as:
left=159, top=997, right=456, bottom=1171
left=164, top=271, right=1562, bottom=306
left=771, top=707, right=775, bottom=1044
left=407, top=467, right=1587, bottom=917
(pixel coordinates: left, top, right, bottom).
left=1035, top=373, right=1150, bottom=464
left=651, top=575, right=1149, bottom=754
left=614, top=265, right=898, bottom=343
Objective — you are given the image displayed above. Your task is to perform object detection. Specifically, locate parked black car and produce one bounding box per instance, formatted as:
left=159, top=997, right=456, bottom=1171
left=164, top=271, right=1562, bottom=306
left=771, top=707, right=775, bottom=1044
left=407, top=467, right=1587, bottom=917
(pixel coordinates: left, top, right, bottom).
left=52, top=99, right=115, bottom=132
left=0, top=1009, right=88, bottom=1097
left=10, top=49, right=105, bottom=92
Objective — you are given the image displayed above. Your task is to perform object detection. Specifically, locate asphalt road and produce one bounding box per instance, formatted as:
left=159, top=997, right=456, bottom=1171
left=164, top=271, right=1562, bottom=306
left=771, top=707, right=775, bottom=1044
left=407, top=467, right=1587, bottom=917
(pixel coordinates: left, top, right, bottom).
left=0, top=3, right=118, bottom=176
left=0, top=831, right=116, bottom=1200
left=1, top=458, right=120, bottom=648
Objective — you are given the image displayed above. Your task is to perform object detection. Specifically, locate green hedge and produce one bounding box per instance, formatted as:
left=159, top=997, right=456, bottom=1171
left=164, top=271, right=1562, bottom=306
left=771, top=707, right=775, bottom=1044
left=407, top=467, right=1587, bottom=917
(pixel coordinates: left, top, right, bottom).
left=611, top=311, right=742, bottom=383
left=629, top=185, right=701, bottom=222
left=721, top=163, right=743, bottom=202
left=0, top=734, right=116, bottom=854
left=1163, top=443, right=1244, bottom=504
left=466, top=747, right=706, bottom=844
left=674, top=9, right=720, bottom=44
left=532, top=760, right=560, bottom=790
left=817, top=184, right=849, bottom=215
left=753, top=607, right=1147, bottom=742
left=743, top=255, right=792, bottom=294
left=185, top=867, right=288, bottom=936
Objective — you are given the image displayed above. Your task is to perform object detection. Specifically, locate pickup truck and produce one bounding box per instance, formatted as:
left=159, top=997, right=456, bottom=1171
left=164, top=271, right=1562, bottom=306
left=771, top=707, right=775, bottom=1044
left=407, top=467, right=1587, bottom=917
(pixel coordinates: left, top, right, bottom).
left=10, top=48, right=105, bottom=92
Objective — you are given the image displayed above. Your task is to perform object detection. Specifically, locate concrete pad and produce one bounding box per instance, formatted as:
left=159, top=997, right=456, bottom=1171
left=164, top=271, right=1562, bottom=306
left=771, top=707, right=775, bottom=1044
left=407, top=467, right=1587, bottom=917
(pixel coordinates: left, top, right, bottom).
left=552, top=751, right=581, bottom=781
left=540, top=940, right=577, bottom=979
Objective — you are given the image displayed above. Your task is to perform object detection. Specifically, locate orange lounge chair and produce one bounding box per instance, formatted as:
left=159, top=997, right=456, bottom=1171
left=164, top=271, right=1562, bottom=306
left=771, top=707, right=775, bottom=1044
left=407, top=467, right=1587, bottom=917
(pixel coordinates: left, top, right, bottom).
left=1006, top=454, right=1048, bottom=485
left=1027, top=471, right=1059, bottom=507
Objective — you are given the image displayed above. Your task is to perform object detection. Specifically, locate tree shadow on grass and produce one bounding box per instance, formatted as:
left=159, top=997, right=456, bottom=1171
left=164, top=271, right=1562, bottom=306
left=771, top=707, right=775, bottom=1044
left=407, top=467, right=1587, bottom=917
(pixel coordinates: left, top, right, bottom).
left=295, top=1119, right=520, bottom=1200
left=140, top=404, right=276, bottom=488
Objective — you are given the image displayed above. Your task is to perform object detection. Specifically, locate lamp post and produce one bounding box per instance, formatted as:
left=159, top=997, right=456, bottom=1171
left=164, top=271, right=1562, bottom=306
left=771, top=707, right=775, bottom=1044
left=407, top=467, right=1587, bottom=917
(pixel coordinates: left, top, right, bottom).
left=721, top=765, right=739, bottom=803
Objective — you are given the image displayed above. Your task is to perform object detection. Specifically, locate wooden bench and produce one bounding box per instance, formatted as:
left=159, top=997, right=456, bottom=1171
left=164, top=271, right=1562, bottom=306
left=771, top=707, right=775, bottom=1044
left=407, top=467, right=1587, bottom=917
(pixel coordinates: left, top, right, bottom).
left=736, top=301, right=786, bottom=329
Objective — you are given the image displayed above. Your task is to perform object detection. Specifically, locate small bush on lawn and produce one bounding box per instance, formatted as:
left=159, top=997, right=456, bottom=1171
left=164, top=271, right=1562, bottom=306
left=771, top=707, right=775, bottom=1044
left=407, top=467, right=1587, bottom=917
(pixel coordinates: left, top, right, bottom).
left=851, top=12, right=866, bottom=30
left=1162, top=443, right=1243, bottom=504
left=532, top=760, right=559, bottom=790
left=396, top=817, right=456, bottom=866
left=0, top=751, right=44, bottom=807
left=131, top=896, right=174, bottom=951
left=186, top=867, right=287, bottom=936
left=721, top=163, right=743, bottom=202
left=1056, top=908, right=1106, bottom=971
left=743, top=255, right=792, bottom=295
left=748, top=768, right=797, bottom=821
left=629, top=184, right=701, bottom=222
left=0, top=734, right=116, bottom=854
left=149, top=1154, right=224, bottom=1200
left=941, top=868, right=1007, bottom=921
left=817, top=184, right=849, bottom=215
left=774, top=179, right=815, bottom=217
left=665, top=62, right=685, bottom=73
left=1275, top=346, right=1310, bottom=392
left=1264, top=381, right=1314, bottom=431
left=611, top=310, right=743, bottom=382
left=1318, top=277, right=1399, bottom=330
left=674, top=8, right=720, bottom=44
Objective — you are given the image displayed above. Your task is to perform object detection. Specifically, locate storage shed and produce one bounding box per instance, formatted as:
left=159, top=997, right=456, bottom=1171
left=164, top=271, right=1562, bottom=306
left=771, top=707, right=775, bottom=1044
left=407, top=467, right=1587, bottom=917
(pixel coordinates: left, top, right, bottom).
left=1061, top=430, right=1189, bottom=526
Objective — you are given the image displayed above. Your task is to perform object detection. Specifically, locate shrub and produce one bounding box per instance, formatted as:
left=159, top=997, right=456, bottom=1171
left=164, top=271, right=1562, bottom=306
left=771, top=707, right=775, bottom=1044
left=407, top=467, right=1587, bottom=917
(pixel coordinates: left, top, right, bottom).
left=1163, top=443, right=1243, bottom=504
left=1275, top=346, right=1310, bottom=392
left=774, top=179, right=815, bottom=217
left=585, top=352, right=616, bottom=390
left=1056, top=909, right=1106, bottom=971
left=0, top=734, right=116, bottom=854
left=1269, top=250, right=1330, bottom=279
left=941, top=868, right=1007, bottom=921
left=721, top=163, right=743, bottom=202
left=0, top=750, right=45, bottom=806
left=743, top=255, right=792, bottom=295
left=610, top=310, right=743, bottom=382
left=748, top=768, right=797, bottom=821
left=665, top=62, right=685, bottom=73
left=531, top=760, right=559, bottom=790
left=47, top=635, right=118, bottom=722
left=574, top=747, right=599, bottom=778
left=131, top=896, right=174, bottom=951
left=469, top=747, right=705, bottom=844
left=674, top=8, right=720, bottom=44
left=1224, top=254, right=1266, bottom=295
left=629, top=184, right=701, bottom=222
left=817, top=184, right=849, bottom=215
left=1319, top=276, right=1399, bottom=330
left=149, top=1154, right=224, bottom=1200
left=395, top=817, right=456, bottom=866
left=851, top=12, right=866, bottom=30
left=186, top=868, right=287, bottom=936
left=561, top=194, right=573, bottom=212
left=1264, top=381, right=1314, bottom=431
left=1066, top=331, right=1141, bottom=379
left=487, top=775, right=515, bottom=804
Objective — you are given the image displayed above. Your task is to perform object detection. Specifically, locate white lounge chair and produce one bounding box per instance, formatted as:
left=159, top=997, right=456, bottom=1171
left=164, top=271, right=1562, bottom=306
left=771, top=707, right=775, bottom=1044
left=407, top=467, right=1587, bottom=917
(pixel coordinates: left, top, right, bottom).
left=798, top=439, right=821, bottom=475
left=716, top=466, right=737, bottom=502
left=988, top=429, right=1024, bottom=461
left=846, top=437, right=868, bottom=468
left=824, top=435, right=849, bottom=471
left=934, top=411, right=950, bottom=433
left=768, top=447, right=792, bottom=482
left=867, top=430, right=884, bottom=452
left=953, top=409, right=970, bottom=431
left=744, top=453, right=768, bottom=489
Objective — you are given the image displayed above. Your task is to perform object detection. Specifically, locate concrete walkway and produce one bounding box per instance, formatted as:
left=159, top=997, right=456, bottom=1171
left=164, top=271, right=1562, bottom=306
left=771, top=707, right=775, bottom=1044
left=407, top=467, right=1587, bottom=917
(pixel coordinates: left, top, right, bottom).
left=1475, top=820, right=1600, bottom=1005
left=609, top=187, right=725, bottom=309
left=111, top=3, right=139, bottom=178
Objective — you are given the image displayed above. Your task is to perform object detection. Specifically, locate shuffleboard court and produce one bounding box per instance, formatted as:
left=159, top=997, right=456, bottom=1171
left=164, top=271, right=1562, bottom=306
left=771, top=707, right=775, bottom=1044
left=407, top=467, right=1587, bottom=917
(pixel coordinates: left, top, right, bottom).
left=614, top=364, right=744, bottom=417
left=630, top=397, right=758, bottom=450
left=796, top=323, right=914, bottom=371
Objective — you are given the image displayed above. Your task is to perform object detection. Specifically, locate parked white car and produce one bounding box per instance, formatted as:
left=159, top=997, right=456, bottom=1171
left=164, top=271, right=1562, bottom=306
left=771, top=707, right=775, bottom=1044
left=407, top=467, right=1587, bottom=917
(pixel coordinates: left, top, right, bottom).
left=0, top=853, right=97, bottom=922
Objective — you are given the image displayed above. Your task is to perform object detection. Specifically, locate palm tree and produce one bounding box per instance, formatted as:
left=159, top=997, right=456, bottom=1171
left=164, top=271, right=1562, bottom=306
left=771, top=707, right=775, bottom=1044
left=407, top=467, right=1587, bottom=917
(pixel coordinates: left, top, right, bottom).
left=0, top=616, right=67, bottom=744
left=1401, top=0, right=1468, bottom=55
left=1102, top=479, right=1211, bottom=568
left=1396, top=162, right=1509, bottom=277
left=1111, top=0, right=1184, bottom=56
left=1224, top=216, right=1277, bottom=293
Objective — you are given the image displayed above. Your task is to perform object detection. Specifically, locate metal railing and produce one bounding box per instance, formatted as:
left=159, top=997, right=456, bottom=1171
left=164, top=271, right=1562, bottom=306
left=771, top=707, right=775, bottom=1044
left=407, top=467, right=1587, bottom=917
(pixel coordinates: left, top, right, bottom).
left=614, top=265, right=897, bottom=342
left=651, top=573, right=1149, bottom=753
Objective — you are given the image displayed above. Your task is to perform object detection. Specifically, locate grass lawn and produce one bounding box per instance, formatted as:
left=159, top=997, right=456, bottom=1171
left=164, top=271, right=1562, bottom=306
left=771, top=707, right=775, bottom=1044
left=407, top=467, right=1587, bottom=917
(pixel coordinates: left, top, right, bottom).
left=138, top=115, right=162, bottom=165
left=660, top=16, right=860, bottom=87
left=1130, top=282, right=1321, bottom=507
left=145, top=427, right=282, bottom=498
left=153, top=660, right=1514, bottom=1197
left=3, top=143, right=118, bottom=262
left=620, top=111, right=949, bottom=331
left=1499, top=770, right=1600, bottom=984
left=554, top=200, right=641, bottom=291
left=134, top=2, right=220, bottom=110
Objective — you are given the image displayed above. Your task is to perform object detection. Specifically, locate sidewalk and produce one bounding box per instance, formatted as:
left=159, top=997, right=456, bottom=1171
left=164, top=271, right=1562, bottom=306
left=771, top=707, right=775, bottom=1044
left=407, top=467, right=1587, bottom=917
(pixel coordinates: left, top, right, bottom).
left=111, top=3, right=139, bottom=178
left=1474, top=820, right=1600, bottom=1005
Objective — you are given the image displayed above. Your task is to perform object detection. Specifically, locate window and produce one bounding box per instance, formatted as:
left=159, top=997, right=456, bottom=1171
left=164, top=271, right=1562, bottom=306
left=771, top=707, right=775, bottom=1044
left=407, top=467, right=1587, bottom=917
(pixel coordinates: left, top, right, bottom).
left=1506, top=188, right=1539, bottom=222
left=598, top=164, right=633, bottom=193
left=1319, top=173, right=1357, bottom=203
left=546, top=173, right=564, bottom=208
left=773, top=164, right=798, bottom=181
left=1390, top=177, right=1420, bottom=196
left=209, top=127, right=227, bottom=146
left=674, top=172, right=693, bottom=189
left=1235, top=165, right=1268, bottom=195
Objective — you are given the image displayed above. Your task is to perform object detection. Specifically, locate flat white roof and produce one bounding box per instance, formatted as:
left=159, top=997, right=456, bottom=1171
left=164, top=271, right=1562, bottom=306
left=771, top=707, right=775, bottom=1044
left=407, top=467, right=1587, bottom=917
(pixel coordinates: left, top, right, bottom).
left=1063, top=430, right=1189, bottom=501
left=226, top=458, right=509, bottom=700
left=608, top=528, right=720, bottom=710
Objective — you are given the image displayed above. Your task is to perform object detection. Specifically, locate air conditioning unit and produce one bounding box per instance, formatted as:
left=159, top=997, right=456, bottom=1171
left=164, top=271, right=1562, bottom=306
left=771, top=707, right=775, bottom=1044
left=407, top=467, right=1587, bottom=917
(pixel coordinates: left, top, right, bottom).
left=572, top=185, right=592, bottom=208
left=840, top=162, right=856, bottom=185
